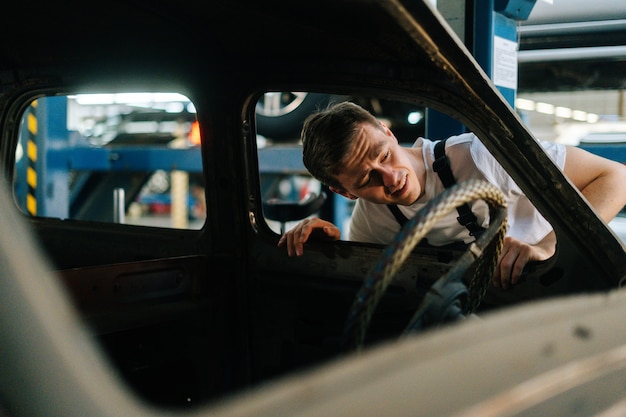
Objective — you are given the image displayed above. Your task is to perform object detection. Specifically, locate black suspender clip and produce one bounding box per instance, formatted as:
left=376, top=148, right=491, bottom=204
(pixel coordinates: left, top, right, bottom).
left=434, top=138, right=484, bottom=238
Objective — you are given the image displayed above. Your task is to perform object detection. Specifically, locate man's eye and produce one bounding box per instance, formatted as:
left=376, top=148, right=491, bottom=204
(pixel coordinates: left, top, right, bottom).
left=359, top=174, right=373, bottom=188
left=381, top=150, right=390, bottom=162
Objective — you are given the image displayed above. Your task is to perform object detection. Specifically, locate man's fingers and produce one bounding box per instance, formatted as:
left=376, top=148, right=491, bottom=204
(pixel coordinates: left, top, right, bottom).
left=322, top=225, right=341, bottom=240
left=509, top=256, right=528, bottom=285
left=278, top=218, right=342, bottom=257
left=496, top=250, right=516, bottom=290
left=494, top=237, right=535, bottom=290
left=286, top=225, right=304, bottom=256
left=294, top=225, right=307, bottom=256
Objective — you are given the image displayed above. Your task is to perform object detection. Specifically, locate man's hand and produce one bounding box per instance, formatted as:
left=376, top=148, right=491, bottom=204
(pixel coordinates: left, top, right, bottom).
left=493, top=234, right=556, bottom=290
left=277, top=217, right=341, bottom=256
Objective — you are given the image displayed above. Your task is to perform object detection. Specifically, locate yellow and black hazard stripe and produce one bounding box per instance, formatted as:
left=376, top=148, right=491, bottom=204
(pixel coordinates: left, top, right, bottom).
left=25, top=100, right=38, bottom=216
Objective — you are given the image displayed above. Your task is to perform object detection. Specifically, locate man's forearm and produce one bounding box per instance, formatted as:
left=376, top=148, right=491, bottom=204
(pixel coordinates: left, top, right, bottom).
left=578, top=172, right=626, bottom=223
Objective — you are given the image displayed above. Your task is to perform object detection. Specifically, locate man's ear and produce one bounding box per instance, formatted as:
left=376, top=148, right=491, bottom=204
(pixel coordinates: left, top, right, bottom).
left=329, top=186, right=358, bottom=200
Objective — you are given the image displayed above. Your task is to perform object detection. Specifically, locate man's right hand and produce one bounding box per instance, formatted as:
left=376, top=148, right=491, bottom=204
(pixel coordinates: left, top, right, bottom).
left=277, top=217, right=341, bottom=256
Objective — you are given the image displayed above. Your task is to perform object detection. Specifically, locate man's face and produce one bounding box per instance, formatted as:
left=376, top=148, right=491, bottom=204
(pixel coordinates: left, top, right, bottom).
left=331, top=121, right=425, bottom=206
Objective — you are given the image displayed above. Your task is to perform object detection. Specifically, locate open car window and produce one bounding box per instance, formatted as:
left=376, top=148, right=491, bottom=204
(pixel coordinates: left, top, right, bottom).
left=253, top=89, right=626, bottom=249
left=256, top=92, right=427, bottom=238
left=254, top=92, right=559, bottom=246
left=13, top=93, right=205, bottom=229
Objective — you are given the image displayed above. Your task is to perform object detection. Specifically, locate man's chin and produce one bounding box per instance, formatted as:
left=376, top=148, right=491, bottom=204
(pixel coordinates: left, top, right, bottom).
left=398, top=192, right=420, bottom=206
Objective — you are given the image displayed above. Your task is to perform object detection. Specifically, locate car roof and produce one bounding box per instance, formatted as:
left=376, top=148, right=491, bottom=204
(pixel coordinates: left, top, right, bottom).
left=0, top=1, right=436, bottom=71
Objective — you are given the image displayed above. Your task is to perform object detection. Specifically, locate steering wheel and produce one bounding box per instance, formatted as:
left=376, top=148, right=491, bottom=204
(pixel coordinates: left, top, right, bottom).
left=341, top=179, right=508, bottom=352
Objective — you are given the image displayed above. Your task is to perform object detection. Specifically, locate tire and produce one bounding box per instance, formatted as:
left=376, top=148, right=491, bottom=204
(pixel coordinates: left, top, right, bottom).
left=255, top=92, right=343, bottom=142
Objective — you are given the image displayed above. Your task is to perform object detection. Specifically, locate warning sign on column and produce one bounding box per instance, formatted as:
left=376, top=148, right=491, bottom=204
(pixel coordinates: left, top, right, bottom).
left=493, top=35, right=518, bottom=90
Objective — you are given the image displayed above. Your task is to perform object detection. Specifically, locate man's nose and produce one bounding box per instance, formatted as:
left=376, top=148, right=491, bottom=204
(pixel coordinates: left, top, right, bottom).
left=381, top=168, right=397, bottom=190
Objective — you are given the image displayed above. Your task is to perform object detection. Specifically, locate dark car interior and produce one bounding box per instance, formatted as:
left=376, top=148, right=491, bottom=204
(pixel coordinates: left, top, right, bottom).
left=1, top=1, right=625, bottom=415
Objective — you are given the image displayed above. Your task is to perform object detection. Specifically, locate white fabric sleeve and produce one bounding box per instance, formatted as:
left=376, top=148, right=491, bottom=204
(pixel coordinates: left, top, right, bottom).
left=470, top=138, right=566, bottom=244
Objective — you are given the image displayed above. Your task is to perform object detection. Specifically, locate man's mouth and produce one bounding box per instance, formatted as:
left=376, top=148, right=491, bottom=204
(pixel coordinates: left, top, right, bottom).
left=391, top=175, right=407, bottom=197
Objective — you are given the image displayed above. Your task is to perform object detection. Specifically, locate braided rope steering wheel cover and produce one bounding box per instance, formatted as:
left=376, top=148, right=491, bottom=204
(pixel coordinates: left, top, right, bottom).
left=341, top=179, right=508, bottom=352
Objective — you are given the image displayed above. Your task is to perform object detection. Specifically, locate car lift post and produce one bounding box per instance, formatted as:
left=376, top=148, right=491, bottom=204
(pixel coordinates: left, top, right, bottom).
left=426, top=0, right=537, bottom=139
left=17, top=96, right=73, bottom=219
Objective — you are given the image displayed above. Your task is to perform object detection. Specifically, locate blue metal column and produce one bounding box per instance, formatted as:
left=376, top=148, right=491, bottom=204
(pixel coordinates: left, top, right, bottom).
left=475, top=0, right=536, bottom=105
left=39, top=96, right=72, bottom=218
left=426, top=0, right=536, bottom=138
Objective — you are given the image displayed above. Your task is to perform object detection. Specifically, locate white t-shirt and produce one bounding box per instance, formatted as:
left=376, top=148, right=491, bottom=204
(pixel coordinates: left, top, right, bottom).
left=348, top=133, right=566, bottom=246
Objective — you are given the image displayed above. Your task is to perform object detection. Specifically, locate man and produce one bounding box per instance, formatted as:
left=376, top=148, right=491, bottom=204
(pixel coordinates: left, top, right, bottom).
left=278, top=102, right=626, bottom=290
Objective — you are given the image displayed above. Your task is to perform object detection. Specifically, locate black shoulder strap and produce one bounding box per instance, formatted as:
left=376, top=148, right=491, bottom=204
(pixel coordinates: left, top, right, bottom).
left=387, top=203, right=408, bottom=226
left=432, top=139, right=456, bottom=188
left=433, top=138, right=484, bottom=237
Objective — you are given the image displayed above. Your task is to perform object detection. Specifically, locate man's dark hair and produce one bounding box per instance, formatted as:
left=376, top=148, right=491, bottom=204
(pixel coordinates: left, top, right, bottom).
left=301, top=101, right=381, bottom=189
